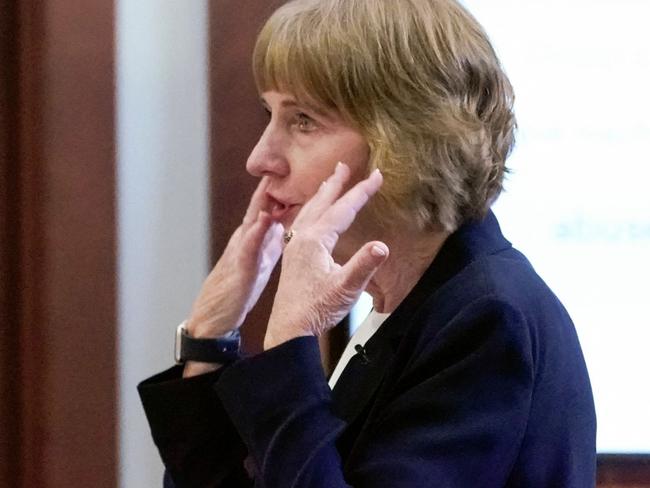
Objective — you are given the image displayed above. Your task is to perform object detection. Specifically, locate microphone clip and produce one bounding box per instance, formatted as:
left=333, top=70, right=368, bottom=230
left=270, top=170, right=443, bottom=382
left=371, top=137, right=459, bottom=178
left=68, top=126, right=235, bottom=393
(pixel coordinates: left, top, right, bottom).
left=354, top=344, right=371, bottom=364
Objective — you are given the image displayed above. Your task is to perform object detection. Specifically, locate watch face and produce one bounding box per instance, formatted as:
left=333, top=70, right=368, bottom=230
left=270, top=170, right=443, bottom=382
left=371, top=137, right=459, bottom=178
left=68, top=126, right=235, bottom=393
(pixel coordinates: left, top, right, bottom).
left=174, top=322, right=187, bottom=364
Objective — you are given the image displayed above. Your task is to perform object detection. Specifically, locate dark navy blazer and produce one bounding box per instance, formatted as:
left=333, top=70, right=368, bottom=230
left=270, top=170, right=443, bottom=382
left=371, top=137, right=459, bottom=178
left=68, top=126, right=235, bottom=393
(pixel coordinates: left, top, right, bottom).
left=139, top=211, right=597, bottom=487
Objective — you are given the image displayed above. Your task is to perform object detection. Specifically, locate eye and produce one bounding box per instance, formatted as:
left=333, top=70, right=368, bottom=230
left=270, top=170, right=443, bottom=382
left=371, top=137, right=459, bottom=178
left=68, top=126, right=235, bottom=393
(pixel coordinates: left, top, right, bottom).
left=262, top=106, right=271, bottom=119
left=295, top=112, right=317, bottom=132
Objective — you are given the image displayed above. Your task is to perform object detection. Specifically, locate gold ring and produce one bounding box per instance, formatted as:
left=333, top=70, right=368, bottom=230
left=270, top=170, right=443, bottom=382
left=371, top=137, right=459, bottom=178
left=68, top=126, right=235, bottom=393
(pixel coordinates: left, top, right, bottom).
left=283, top=229, right=295, bottom=244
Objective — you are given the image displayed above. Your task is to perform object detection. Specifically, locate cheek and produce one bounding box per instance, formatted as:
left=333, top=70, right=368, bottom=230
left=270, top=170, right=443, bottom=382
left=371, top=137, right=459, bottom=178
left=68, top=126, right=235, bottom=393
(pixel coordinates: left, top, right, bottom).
left=296, top=167, right=335, bottom=200
left=346, top=145, right=371, bottom=181
left=289, top=133, right=370, bottom=200
left=290, top=150, right=339, bottom=199
left=332, top=144, right=371, bottom=195
left=334, top=132, right=371, bottom=179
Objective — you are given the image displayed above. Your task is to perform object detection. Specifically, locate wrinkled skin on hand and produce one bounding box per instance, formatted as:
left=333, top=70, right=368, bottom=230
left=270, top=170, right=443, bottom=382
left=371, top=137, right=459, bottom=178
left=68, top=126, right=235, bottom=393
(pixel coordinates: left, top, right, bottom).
left=264, top=163, right=389, bottom=349
left=186, top=177, right=284, bottom=340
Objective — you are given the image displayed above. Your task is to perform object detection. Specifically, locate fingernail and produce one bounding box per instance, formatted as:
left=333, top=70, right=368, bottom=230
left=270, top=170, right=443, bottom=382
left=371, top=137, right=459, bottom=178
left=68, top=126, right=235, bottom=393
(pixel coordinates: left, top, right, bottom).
left=371, top=245, right=387, bottom=257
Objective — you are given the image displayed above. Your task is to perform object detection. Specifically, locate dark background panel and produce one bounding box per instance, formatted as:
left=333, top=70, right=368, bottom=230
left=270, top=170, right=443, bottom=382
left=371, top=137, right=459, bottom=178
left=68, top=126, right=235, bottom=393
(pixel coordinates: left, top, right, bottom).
left=598, top=456, right=650, bottom=487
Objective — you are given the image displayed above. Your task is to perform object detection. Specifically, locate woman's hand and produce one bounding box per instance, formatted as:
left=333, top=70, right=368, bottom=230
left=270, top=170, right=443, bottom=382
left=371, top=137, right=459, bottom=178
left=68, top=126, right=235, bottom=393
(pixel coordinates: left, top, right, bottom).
left=186, top=177, right=284, bottom=340
left=264, top=163, right=389, bottom=349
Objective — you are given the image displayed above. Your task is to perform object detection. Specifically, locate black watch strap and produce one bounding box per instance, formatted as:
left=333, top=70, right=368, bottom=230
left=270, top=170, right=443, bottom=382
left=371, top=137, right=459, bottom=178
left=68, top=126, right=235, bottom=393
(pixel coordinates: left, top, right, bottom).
left=174, top=321, right=241, bottom=364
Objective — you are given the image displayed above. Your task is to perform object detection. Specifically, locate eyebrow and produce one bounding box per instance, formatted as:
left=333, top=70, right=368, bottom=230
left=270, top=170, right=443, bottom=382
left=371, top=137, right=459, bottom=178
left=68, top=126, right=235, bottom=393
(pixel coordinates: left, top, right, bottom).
left=260, top=96, right=334, bottom=120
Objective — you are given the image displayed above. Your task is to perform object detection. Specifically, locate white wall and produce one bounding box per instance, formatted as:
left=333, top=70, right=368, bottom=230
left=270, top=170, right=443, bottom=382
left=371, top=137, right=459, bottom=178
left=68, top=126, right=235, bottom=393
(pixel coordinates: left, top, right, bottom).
left=116, top=1, right=210, bottom=486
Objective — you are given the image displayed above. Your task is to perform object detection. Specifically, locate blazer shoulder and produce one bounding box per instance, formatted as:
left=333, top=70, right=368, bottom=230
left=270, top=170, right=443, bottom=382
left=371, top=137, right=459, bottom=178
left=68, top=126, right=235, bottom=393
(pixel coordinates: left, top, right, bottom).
left=444, top=247, right=570, bottom=325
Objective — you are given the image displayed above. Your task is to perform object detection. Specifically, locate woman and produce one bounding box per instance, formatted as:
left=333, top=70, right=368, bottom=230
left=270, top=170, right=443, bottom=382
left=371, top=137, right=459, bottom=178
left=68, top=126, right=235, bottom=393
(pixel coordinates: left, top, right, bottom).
left=139, top=0, right=596, bottom=486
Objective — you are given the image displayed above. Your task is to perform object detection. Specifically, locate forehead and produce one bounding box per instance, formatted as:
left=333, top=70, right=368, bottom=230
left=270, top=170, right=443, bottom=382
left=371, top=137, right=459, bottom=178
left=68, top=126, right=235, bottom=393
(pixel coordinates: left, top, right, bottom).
left=260, top=90, right=342, bottom=122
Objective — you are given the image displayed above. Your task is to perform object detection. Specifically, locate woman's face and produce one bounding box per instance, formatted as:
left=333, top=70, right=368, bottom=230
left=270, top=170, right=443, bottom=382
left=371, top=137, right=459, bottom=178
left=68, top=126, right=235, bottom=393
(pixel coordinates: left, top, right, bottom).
left=246, top=91, right=370, bottom=228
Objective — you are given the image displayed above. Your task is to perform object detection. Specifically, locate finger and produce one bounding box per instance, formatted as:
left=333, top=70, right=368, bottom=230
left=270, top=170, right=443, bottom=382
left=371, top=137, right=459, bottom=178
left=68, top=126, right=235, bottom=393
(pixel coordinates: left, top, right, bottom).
left=339, top=241, right=389, bottom=292
left=241, top=211, right=283, bottom=269
left=317, top=169, right=383, bottom=251
left=243, top=177, right=273, bottom=226
left=293, top=162, right=350, bottom=226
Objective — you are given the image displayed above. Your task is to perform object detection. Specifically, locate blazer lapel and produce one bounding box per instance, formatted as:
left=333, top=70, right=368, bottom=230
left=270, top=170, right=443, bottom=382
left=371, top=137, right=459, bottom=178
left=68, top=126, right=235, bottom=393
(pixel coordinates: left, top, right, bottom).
left=330, top=319, right=401, bottom=423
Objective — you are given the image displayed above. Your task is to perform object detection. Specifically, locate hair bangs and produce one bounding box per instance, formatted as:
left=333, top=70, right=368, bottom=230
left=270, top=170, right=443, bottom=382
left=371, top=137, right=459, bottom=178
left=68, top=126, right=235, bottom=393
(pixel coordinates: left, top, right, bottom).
left=252, top=4, right=340, bottom=112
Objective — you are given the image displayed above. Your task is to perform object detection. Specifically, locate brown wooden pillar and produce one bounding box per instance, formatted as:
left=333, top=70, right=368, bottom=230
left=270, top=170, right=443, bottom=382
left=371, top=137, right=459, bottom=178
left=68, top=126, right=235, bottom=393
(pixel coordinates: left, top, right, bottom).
left=0, top=0, right=117, bottom=486
left=0, top=0, right=22, bottom=486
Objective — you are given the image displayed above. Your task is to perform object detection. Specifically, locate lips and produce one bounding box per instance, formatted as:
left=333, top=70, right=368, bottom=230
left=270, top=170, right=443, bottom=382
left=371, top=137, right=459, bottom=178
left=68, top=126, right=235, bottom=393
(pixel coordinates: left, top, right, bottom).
left=271, top=202, right=291, bottom=220
left=266, top=193, right=299, bottom=222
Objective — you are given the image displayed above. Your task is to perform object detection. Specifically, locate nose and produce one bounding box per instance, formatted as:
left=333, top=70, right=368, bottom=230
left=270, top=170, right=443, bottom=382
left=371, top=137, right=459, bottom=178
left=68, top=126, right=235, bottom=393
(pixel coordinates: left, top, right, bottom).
left=246, top=123, right=290, bottom=178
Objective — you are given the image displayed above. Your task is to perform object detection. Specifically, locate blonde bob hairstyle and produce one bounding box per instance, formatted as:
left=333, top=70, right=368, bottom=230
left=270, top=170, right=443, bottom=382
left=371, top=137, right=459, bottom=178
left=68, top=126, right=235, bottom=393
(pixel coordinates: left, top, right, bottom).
left=253, top=0, right=516, bottom=232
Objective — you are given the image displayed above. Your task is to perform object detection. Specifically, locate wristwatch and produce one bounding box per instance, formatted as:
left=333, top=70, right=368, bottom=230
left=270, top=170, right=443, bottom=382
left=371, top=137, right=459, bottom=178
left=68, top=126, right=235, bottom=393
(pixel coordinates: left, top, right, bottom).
left=174, top=321, right=241, bottom=364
